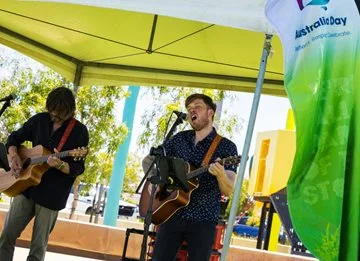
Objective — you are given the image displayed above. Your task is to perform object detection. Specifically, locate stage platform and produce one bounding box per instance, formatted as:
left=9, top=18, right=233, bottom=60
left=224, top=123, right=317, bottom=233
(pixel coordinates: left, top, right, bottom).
left=0, top=208, right=318, bottom=261
left=14, top=246, right=104, bottom=261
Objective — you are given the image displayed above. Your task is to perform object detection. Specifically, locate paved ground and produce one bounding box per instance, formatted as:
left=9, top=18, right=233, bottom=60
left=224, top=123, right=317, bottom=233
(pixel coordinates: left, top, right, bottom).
left=14, top=247, right=104, bottom=261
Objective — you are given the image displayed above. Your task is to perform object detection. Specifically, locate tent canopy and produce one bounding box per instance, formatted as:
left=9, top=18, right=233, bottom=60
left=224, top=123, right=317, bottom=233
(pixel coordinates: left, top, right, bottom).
left=0, top=0, right=285, bottom=95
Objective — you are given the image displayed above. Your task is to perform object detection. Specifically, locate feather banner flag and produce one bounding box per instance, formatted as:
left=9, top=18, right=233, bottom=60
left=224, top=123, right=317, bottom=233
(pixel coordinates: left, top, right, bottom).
left=266, top=1, right=360, bottom=260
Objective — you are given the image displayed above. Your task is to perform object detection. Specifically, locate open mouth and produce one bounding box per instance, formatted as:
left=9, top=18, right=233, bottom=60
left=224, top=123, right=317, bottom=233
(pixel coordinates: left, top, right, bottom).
left=191, top=114, right=197, bottom=122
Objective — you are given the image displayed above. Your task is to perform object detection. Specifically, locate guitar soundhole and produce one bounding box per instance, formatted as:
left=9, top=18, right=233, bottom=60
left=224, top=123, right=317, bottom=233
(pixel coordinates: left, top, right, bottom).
left=22, top=158, right=31, bottom=170
left=158, top=189, right=172, bottom=201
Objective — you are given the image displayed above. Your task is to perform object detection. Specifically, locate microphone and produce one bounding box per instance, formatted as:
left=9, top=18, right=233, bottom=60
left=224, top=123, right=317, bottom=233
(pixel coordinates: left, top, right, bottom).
left=173, top=111, right=187, bottom=120
left=165, top=111, right=187, bottom=141
left=0, top=94, right=16, bottom=102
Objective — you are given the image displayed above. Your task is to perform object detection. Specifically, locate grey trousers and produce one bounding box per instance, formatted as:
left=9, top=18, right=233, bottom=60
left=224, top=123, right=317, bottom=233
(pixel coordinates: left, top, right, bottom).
left=0, top=194, right=58, bottom=261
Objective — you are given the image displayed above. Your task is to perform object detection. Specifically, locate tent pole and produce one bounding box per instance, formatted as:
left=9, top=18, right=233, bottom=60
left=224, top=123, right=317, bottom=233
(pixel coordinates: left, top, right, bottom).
left=73, top=63, right=83, bottom=94
left=220, top=34, right=273, bottom=261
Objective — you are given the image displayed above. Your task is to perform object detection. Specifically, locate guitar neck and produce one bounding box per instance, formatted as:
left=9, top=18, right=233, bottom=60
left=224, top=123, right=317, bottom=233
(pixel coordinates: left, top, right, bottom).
left=186, top=157, right=239, bottom=180
left=30, top=150, right=71, bottom=165
left=187, top=165, right=209, bottom=180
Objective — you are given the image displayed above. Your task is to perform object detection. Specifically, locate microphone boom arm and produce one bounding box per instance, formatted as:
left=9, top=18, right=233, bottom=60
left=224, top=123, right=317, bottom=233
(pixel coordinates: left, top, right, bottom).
left=164, top=116, right=184, bottom=141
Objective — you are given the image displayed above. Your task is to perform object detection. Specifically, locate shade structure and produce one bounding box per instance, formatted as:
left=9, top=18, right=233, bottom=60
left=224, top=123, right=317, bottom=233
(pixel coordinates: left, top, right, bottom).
left=0, top=0, right=285, bottom=95
left=0, top=2, right=286, bottom=260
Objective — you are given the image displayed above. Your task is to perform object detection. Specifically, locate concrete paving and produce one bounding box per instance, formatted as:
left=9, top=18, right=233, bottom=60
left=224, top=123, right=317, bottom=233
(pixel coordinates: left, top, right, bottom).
left=14, top=247, right=105, bottom=261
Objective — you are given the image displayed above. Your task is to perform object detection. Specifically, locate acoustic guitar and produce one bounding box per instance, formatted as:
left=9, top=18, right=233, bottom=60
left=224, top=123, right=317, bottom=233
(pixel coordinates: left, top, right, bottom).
left=0, top=145, right=88, bottom=197
left=139, top=155, right=241, bottom=225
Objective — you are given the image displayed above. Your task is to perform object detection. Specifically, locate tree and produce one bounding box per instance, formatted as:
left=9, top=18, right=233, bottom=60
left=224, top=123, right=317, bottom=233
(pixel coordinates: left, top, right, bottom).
left=0, top=48, right=130, bottom=218
left=225, top=179, right=254, bottom=218
left=75, top=85, right=128, bottom=185
left=68, top=85, right=129, bottom=218
left=122, top=152, right=142, bottom=203
left=137, top=86, right=243, bottom=151
left=0, top=69, right=68, bottom=141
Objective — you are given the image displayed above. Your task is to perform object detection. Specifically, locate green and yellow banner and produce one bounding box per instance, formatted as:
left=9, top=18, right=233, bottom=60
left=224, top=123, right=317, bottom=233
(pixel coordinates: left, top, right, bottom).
left=266, top=1, right=360, bottom=260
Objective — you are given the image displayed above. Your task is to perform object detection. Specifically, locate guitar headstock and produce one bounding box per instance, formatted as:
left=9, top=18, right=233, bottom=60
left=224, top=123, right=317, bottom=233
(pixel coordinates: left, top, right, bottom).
left=220, top=155, right=241, bottom=167
left=69, top=147, right=89, bottom=161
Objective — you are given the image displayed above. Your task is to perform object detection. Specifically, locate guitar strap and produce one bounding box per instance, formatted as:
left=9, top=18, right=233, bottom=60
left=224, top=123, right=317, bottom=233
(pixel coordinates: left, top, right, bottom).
left=57, top=117, right=76, bottom=152
left=201, top=134, right=223, bottom=166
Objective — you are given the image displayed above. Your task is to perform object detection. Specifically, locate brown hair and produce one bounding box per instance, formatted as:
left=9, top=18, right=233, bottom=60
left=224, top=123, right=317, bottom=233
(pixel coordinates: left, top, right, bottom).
left=185, top=93, right=217, bottom=112
left=46, top=87, right=76, bottom=119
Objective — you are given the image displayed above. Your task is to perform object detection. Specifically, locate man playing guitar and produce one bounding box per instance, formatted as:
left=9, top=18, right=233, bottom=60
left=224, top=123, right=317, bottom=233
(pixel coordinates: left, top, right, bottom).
left=142, top=93, right=238, bottom=261
left=0, top=87, right=89, bottom=261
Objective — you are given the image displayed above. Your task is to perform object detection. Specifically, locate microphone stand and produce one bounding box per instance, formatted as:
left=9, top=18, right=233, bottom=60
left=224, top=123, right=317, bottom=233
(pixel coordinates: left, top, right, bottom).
left=164, top=115, right=185, bottom=141
left=0, top=99, right=12, bottom=171
left=0, top=99, right=12, bottom=118
left=136, top=115, right=185, bottom=193
left=138, top=114, right=185, bottom=261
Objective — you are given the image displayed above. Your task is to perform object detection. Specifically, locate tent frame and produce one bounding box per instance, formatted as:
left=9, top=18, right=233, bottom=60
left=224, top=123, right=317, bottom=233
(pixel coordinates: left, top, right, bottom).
left=2, top=16, right=276, bottom=259
left=221, top=34, right=273, bottom=261
left=0, top=25, right=284, bottom=95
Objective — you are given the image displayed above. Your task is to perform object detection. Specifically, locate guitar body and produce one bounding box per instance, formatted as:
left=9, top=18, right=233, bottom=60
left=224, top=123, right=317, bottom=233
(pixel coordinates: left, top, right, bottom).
left=139, top=163, right=200, bottom=225
left=1, top=145, right=51, bottom=197
left=139, top=155, right=240, bottom=225
left=140, top=179, right=199, bottom=225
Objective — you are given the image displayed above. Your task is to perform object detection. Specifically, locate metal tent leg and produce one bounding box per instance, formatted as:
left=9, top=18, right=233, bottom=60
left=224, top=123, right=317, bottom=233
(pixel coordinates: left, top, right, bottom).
left=220, top=34, right=273, bottom=261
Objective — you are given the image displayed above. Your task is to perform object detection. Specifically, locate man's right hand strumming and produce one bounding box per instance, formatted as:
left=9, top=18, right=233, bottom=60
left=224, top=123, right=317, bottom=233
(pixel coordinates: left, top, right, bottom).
left=8, top=146, right=21, bottom=178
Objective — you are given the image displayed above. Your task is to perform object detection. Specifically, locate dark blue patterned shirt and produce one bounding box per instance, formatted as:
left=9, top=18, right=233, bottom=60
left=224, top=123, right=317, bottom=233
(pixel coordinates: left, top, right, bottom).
left=164, top=128, right=238, bottom=223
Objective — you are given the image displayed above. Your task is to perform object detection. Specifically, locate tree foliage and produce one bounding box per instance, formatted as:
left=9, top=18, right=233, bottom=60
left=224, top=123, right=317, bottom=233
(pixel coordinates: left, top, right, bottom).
left=225, top=179, right=254, bottom=218
left=0, top=47, right=130, bottom=192
left=137, top=86, right=244, bottom=151
left=0, top=69, right=68, bottom=142
left=122, top=152, right=142, bottom=202
left=75, top=85, right=128, bottom=186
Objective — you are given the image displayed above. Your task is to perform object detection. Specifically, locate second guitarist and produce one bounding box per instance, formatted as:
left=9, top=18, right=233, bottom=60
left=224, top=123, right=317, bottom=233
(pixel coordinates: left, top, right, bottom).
left=0, top=87, right=89, bottom=261
left=142, top=93, right=238, bottom=261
